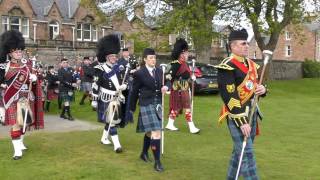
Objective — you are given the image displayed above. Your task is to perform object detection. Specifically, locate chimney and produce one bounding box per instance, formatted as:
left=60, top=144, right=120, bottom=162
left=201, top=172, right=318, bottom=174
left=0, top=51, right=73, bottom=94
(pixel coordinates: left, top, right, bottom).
left=68, top=0, right=71, bottom=18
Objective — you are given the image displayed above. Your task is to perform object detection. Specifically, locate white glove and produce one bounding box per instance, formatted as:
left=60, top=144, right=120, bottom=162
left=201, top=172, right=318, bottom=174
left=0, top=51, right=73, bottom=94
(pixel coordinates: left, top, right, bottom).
left=29, top=74, right=37, bottom=82
left=72, top=83, right=78, bottom=88
left=0, top=84, right=7, bottom=89
left=91, top=101, right=97, bottom=108
left=0, top=107, right=5, bottom=124
left=191, top=75, right=196, bottom=81
left=119, top=84, right=127, bottom=91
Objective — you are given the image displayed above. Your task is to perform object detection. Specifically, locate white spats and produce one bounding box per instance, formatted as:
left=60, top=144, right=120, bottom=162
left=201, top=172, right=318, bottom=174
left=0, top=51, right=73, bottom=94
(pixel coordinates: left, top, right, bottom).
left=100, top=129, right=111, bottom=145
left=12, top=139, right=22, bottom=159
left=20, top=135, right=27, bottom=150
left=165, top=118, right=179, bottom=131
left=110, top=135, right=122, bottom=153
left=188, top=121, right=200, bottom=134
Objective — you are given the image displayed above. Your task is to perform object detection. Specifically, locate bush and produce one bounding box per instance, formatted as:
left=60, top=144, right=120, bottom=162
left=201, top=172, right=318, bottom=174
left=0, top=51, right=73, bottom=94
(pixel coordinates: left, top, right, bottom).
left=303, top=59, right=320, bottom=78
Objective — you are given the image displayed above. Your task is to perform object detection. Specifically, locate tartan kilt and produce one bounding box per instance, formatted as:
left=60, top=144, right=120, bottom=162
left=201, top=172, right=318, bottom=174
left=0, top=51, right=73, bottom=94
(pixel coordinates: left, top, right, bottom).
left=59, top=91, right=75, bottom=102
left=4, top=95, right=34, bottom=126
left=137, top=103, right=162, bottom=133
left=47, top=89, right=58, bottom=101
left=169, top=89, right=191, bottom=113
left=80, top=82, right=92, bottom=92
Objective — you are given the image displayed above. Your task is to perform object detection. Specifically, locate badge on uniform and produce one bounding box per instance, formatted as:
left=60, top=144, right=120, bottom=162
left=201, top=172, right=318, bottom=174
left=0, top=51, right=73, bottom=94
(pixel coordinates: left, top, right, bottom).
left=226, top=84, right=235, bottom=93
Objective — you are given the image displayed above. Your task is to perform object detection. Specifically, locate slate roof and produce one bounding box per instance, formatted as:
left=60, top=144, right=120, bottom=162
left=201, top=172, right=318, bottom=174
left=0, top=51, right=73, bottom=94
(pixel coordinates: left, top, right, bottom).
left=28, top=0, right=79, bottom=21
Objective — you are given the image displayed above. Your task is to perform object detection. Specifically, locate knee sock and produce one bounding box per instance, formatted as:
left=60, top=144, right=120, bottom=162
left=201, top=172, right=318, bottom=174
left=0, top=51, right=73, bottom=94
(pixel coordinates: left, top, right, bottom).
left=142, top=134, right=151, bottom=155
left=151, top=139, right=161, bottom=161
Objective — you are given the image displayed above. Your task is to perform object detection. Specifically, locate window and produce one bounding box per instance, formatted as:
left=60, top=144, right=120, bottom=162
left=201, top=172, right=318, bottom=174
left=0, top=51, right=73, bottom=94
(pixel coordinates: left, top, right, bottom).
left=1, top=16, right=29, bottom=37
left=49, top=21, right=59, bottom=40
left=1, top=16, right=8, bottom=33
left=219, top=38, right=224, bottom=48
left=254, top=51, right=257, bottom=59
left=119, top=34, right=125, bottom=49
left=92, top=25, right=97, bottom=41
left=10, top=16, right=20, bottom=31
left=77, top=23, right=97, bottom=41
left=285, top=30, right=291, bottom=40
left=22, top=17, right=29, bottom=37
left=285, top=45, right=291, bottom=57
left=83, top=23, right=91, bottom=41
left=77, top=23, right=82, bottom=40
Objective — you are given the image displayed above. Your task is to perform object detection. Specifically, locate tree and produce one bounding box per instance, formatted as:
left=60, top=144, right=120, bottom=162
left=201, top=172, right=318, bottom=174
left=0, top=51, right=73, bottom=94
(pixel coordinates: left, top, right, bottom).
left=218, top=0, right=320, bottom=52
left=97, top=0, right=319, bottom=62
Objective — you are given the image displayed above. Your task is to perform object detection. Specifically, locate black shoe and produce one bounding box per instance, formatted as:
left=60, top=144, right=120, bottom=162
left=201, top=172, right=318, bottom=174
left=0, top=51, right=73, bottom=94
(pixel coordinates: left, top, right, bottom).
left=68, top=116, right=74, bottom=121
left=13, top=156, right=22, bottom=160
left=115, top=147, right=123, bottom=153
left=79, top=101, right=84, bottom=105
left=140, top=153, right=152, bottom=163
left=154, top=160, right=164, bottom=172
left=60, top=114, right=68, bottom=119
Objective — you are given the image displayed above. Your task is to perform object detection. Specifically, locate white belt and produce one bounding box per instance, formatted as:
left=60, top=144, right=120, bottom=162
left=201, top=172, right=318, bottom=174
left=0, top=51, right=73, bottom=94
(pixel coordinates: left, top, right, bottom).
left=99, top=87, right=116, bottom=102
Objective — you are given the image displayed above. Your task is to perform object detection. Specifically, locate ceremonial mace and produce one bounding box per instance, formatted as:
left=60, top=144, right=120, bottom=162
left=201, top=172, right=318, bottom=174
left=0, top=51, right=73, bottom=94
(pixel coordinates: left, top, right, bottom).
left=190, top=59, right=196, bottom=122
left=160, top=63, right=167, bottom=155
left=105, top=63, right=131, bottom=140
left=22, top=56, right=37, bottom=134
left=235, top=50, right=273, bottom=180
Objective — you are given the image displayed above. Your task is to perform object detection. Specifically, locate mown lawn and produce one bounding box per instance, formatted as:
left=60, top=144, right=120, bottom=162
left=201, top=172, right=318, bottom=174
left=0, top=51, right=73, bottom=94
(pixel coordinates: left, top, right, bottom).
left=0, top=78, right=319, bottom=180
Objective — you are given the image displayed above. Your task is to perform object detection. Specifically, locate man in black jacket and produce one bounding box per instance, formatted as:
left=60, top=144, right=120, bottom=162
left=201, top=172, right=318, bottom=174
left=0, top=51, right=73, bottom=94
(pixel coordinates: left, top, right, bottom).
left=58, top=58, right=77, bottom=120
left=130, top=48, right=168, bottom=172
left=79, top=57, right=94, bottom=105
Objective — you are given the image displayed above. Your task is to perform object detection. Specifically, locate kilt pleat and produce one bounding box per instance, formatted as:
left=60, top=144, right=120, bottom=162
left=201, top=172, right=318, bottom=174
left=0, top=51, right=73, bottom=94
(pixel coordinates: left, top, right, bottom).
left=137, top=103, right=161, bottom=133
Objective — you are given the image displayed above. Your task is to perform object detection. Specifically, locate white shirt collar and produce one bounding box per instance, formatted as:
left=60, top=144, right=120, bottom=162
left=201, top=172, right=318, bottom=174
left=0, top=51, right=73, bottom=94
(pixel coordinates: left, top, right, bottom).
left=146, top=65, right=155, bottom=72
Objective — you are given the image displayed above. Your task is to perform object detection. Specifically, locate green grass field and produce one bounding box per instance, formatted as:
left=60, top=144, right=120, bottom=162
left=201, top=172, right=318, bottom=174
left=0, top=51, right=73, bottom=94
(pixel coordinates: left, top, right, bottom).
left=0, top=78, right=319, bottom=180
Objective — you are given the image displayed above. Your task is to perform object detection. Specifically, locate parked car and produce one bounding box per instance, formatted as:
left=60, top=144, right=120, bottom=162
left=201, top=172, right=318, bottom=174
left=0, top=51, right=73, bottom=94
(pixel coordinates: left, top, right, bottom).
left=165, top=61, right=219, bottom=94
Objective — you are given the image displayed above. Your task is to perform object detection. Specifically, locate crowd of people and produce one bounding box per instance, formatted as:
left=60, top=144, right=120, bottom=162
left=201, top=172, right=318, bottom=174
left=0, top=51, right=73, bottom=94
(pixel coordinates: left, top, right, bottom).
left=0, top=29, right=267, bottom=179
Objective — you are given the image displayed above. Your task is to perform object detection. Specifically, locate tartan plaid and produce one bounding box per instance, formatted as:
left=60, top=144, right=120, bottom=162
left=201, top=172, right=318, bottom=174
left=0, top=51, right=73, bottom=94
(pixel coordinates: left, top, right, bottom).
left=47, top=89, right=58, bottom=101
left=4, top=92, right=34, bottom=126
left=226, top=116, right=259, bottom=180
left=137, top=102, right=161, bottom=133
left=169, top=89, right=191, bottom=114
left=97, top=100, right=108, bottom=123
left=59, top=91, right=75, bottom=102
left=80, top=82, right=92, bottom=92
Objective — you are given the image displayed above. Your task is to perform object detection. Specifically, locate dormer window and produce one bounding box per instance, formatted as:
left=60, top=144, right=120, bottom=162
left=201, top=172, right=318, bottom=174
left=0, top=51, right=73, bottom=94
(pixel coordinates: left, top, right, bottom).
left=285, top=30, right=291, bottom=40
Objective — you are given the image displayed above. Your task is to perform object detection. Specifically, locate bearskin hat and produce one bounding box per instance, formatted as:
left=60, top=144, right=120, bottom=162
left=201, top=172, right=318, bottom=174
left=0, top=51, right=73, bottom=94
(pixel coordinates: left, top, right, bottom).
left=0, top=30, right=25, bottom=63
left=96, top=34, right=120, bottom=63
left=228, top=29, right=248, bottom=42
left=143, top=48, right=156, bottom=58
left=171, top=38, right=188, bottom=60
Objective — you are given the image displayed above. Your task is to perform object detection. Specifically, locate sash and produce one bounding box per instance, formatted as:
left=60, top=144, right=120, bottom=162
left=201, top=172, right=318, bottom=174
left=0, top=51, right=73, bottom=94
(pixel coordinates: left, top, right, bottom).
left=218, top=58, right=258, bottom=124
left=102, top=64, right=120, bottom=90
left=176, top=61, right=191, bottom=77
left=3, top=65, right=29, bottom=109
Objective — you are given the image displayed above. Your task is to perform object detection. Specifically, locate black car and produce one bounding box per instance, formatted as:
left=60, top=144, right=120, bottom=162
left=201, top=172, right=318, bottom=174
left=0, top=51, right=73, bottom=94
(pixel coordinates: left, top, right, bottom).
left=190, top=62, right=218, bottom=93
left=165, top=61, right=219, bottom=94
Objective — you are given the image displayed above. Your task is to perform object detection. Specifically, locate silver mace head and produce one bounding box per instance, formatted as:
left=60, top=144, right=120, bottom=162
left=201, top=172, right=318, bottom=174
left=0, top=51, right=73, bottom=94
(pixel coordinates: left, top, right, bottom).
left=160, top=64, right=167, bottom=71
left=262, top=50, right=273, bottom=65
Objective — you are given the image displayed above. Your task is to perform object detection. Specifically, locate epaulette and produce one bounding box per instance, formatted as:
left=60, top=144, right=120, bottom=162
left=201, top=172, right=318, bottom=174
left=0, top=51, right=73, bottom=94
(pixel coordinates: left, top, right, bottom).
left=170, top=60, right=180, bottom=64
left=94, top=64, right=104, bottom=71
left=214, top=57, right=234, bottom=70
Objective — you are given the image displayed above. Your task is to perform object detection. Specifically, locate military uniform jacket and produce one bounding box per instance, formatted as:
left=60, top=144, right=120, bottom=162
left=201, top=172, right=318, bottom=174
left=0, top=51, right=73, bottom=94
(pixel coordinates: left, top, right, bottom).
left=167, top=60, right=191, bottom=81
left=92, top=63, right=122, bottom=102
left=58, top=67, right=76, bottom=92
left=215, top=54, right=260, bottom=127
left=130, top=66, right=163, bottom=112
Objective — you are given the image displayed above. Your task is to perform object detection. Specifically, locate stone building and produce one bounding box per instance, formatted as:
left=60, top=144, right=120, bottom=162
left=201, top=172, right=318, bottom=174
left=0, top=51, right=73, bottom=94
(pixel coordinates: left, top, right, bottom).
left=248, top=23, right=320, bottom=62
left=0, top=0, right=112, bottom=65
